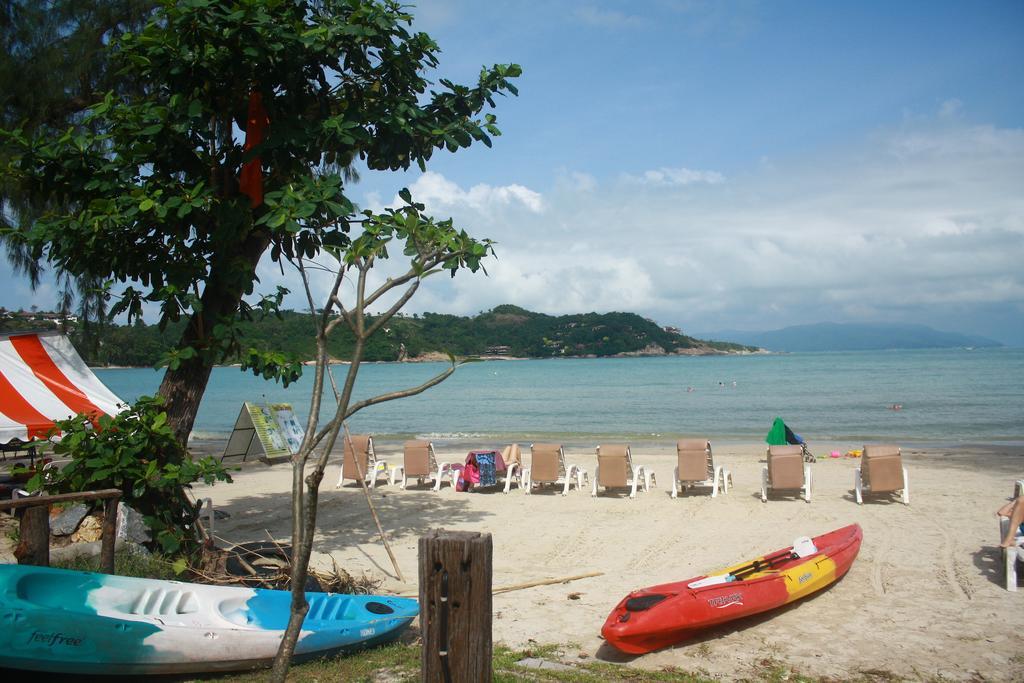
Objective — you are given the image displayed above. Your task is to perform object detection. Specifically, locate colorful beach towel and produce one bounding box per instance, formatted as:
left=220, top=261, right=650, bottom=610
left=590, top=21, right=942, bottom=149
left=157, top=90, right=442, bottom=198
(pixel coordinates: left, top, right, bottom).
left=457, top=450, right=507, bottom=491
left=476, top=452, right=497, bottom=487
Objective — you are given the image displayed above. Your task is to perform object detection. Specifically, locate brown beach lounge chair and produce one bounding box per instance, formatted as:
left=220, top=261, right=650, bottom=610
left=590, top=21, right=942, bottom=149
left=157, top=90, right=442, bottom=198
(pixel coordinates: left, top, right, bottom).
left=523, top=443, right=586, bottom=495
left=592, top=444, right=653, bottom=499
left=335, top=434, right=389, bottom=489
left=393, top=440, right=455, bottom=491
left=672, top=439, right=732, bottom=498
left=761, top=444, right=811, bottom=502
left=499, top=443, right=524, bottom=493
left=854, top=444, right=908, bottom=504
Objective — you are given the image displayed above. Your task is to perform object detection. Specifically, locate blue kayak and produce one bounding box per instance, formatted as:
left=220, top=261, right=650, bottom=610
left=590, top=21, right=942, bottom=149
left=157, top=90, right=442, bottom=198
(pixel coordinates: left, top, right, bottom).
left=0, top=564, right=418, bottom=674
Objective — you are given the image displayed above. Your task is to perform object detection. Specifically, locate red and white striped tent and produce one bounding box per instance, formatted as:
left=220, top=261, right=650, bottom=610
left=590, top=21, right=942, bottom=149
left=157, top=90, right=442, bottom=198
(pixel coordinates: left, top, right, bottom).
left=0, top=331, right=125, bottom=444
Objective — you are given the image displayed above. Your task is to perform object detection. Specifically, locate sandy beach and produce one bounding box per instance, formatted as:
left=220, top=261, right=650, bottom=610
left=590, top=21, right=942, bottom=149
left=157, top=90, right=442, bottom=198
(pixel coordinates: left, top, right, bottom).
left=193, top=441, right=1024, bottom=681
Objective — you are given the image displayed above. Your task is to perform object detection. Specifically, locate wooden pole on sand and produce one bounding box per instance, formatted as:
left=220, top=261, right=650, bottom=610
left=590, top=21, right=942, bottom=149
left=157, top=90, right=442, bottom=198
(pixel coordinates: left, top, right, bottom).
left=342, top=423, right=405, bottom=582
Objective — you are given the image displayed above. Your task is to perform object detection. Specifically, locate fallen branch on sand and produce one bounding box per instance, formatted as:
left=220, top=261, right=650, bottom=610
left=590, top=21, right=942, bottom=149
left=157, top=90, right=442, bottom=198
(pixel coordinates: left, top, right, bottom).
left=400, top=571, right=603, bottom=597
left=493, top=571, right=604, bottom=594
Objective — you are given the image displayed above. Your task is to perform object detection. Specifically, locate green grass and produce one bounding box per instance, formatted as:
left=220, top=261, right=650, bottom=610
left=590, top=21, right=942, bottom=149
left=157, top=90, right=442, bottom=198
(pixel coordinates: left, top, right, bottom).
left=50, top=547, right=180, bottom=580
left=183, top=642, right=887, bottom=683
left=186, top=642, right=420, bottom=683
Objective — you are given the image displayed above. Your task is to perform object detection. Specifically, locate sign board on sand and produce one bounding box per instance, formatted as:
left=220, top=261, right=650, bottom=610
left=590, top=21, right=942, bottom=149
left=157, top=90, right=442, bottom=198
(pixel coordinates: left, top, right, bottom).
left=221, top=402, right=304, bottom=462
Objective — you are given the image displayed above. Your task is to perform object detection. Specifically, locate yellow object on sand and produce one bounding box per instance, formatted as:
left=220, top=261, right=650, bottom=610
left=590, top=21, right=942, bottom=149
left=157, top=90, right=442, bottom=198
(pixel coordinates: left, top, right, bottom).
left=846, top=449, right=862, bottom=458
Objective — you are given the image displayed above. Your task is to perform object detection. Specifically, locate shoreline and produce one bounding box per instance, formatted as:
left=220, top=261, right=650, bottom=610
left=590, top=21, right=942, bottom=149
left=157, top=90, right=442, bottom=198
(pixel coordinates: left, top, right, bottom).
left=88, top=346, right=1020, bottom=370
left=90, top=348, right=766, bottom=371
left=194, top=440, right=1024, bottom=681
left=188, top=435, right=1024, bottom=455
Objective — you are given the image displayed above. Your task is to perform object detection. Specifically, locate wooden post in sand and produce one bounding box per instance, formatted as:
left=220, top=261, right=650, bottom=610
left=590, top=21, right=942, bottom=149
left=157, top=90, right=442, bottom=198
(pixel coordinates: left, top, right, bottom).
left=419, top=530, right=492, bottom=682
left=14, top=506, right=49, bottom=567
left=99, top=497, right=119, bottom=574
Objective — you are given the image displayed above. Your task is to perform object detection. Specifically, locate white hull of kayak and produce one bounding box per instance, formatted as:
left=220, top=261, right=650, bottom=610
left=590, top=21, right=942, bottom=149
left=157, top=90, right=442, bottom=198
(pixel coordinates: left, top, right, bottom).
left=0, top=565, right=418, bottom=674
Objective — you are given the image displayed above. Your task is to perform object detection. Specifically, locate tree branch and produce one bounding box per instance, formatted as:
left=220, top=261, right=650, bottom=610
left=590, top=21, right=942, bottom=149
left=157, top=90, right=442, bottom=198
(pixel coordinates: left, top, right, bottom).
left=361, top=263, right=426, bottom=310
left=345, top=362, right=457, bottom=417
left=296, top=259, right=323, bottom=333
left=365, top=280, right=419, bottom=338
left=294, top=258, right=328, bottom=460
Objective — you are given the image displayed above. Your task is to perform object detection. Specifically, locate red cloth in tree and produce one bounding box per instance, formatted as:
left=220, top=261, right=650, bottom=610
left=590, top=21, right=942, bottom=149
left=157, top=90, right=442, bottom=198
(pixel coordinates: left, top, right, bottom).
left=239, top=92, right=269, bottom=207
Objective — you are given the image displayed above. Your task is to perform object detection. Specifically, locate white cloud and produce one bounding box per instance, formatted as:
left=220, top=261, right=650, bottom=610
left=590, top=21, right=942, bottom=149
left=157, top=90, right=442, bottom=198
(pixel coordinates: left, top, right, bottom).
left=567, top=171, right=597, bottom=193
left=394, top=171, right=545, bottom=214
left=254, top=172, right=547, bottom=318
left=445, top=249, right=658, bottom=317
left=573, top=6, right=647, bottom=29
left=658, top=0, right=761, bottom=41
left=884, top=121, right=1023, bottom=160
left=939, top=98, right=963, bottom=119
left=622, top=167, right=726, bottom=186
left=252, top=113, right=1023, bottom=344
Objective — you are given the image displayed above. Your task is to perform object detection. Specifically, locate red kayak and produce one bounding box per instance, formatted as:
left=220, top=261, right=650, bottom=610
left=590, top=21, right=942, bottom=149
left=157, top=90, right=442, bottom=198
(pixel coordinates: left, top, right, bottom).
left=602, top=523, right=862, bottom=654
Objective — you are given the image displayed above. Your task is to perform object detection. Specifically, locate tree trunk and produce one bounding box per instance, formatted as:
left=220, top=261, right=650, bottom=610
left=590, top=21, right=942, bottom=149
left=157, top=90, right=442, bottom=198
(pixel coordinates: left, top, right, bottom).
left=158, top=352, right=216, bottom=445
left=158, top=229, right=271, bottom=444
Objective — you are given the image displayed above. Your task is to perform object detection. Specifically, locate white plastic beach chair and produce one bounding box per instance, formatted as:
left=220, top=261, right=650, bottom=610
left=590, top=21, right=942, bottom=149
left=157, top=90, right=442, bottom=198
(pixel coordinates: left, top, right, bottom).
left=999, top=515, right=1024, bottom=591
left=762, top=445, right=811, bottom=503
left=672, top=439, right=732, bottom=498
left=499, top=444, right=524, bottom=494
left=390, top=440, right=455, bottom=491
left=522, top=444, right=586, bottom=495
left=335, top=435, right=389, bottom=489
left=591, top=444, right=653, bottom=499
left=854, top=445, right=909, bottom=505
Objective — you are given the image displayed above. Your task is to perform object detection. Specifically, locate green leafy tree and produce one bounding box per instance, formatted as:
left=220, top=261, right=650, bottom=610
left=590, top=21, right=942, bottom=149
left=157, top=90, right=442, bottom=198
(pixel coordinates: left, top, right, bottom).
left=1, top=0, right=158, bottom=348
left=28, top=396, right=232, bottom=556
left=0, top=0, right=156, bottom=132
left=1, top=0, right=520, bottom=446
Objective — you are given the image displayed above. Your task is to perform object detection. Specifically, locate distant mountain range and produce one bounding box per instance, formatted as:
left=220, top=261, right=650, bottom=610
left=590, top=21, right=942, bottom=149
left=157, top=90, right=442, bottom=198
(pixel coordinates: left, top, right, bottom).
left=694, top=322, right=1002, bottom=352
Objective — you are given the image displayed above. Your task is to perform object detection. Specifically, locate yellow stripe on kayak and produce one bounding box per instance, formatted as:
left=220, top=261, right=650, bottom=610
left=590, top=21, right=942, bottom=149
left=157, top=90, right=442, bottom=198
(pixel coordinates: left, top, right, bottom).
left=723, top=554, right=839, bottom=602
left=781, top=556, right=837, bottom=602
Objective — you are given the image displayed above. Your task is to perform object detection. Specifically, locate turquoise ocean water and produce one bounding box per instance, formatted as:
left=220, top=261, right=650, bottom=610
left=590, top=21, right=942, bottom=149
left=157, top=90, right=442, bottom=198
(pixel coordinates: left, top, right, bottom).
left=95, top=348, right=1024, bottom=447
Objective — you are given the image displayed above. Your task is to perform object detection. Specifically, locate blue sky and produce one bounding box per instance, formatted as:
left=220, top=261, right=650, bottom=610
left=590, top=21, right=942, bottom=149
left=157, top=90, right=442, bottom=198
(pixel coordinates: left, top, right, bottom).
left=5, top=1, right=1024, bottom=344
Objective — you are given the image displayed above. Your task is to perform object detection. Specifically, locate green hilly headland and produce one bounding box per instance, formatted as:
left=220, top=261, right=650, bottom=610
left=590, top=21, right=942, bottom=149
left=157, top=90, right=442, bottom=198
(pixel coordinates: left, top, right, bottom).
left=2, top=304, right=756, bottom=366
